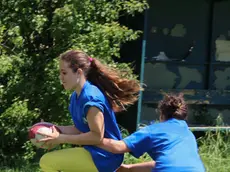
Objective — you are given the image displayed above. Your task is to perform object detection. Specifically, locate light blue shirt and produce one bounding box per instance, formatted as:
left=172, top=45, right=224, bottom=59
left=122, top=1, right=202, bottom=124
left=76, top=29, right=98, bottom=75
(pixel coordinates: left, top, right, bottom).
left=123, top=118, right=205, bottom=172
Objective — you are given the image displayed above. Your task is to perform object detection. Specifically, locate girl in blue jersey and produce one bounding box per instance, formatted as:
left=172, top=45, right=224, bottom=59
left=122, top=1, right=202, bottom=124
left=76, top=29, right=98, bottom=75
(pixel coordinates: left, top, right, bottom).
left=100, top=93, right=205, bottom=172
left=37, top=50, right=142, bottom=172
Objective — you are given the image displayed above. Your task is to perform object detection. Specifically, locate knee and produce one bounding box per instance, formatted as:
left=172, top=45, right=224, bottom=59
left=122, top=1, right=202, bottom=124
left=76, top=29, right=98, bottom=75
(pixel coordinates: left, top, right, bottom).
left=39, top=152, right=52, bottom=169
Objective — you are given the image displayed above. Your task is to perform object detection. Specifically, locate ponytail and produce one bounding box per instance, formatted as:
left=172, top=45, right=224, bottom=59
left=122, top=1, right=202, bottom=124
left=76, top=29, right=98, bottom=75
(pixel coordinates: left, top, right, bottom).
left=87, top=58, right=142, bottom=112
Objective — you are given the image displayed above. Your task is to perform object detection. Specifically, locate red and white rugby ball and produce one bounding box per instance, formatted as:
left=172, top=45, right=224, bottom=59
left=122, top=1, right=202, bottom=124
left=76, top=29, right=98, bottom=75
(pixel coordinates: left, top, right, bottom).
left=29, top=122, right=60, bottom=149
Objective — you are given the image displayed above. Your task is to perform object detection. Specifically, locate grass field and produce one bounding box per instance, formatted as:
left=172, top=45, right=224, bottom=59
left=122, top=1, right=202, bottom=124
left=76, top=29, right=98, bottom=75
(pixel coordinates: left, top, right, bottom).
left=1, top=130, right=230, bottom=172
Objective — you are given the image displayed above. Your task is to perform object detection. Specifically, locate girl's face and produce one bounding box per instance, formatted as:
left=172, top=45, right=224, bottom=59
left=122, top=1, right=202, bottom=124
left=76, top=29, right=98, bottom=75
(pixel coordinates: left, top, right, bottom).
left=59, top=60, right=80, bottom=90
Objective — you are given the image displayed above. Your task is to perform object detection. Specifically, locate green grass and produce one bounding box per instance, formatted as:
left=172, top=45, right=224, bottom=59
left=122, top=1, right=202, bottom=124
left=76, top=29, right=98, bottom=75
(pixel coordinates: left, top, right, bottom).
left=2, top=130, right=230, bottom=172
left=198, top=131, right=230, bottom=172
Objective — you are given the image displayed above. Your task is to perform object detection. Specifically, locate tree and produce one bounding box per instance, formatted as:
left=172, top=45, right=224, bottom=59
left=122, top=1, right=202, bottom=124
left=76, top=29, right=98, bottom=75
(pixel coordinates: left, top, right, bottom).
left=0, top=0, right=148, bottom=165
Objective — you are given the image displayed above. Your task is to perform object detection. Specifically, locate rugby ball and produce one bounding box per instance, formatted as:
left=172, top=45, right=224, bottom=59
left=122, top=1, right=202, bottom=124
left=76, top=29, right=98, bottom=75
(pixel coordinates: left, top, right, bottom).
left=29, top=122, right=60, bottom=149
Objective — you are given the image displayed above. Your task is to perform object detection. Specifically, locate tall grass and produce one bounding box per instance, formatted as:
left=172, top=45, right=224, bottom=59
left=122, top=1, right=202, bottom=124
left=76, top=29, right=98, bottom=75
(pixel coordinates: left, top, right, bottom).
left=198, top=130, right=230, bottom=172
left=1, top=130, right=230, bottom=172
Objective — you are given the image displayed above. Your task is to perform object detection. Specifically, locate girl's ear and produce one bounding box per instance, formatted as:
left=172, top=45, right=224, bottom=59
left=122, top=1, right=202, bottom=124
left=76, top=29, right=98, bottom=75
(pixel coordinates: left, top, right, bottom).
left=159, top=114, right=165, bottom=122
left=77, top=68, right=83, bottom=75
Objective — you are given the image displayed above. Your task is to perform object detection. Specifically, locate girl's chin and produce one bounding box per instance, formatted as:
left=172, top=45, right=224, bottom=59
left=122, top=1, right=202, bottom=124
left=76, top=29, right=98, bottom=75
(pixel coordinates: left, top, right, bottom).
left=62, top=84, right=68, bottom=90
left=62, top=83, right=77, bottom=90
left=63, top=85, right=74, bottom=91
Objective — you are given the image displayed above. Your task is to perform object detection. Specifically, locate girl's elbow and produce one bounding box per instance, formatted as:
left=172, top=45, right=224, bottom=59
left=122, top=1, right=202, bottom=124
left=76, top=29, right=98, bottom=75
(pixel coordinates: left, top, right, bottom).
left=98, top=137, right=103, bottom=144
left=94, top=134, right=103, bottom=145
left=117, top=144, right=130, bottom=154
left=112, top=145, right=127, bottom=154
left=108, top=141, right=127, bottom=154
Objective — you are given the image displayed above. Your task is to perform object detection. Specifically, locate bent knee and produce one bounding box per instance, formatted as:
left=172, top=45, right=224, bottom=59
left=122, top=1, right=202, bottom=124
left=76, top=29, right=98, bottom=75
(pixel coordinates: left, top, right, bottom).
left=39, top=152, right=53, bottom=168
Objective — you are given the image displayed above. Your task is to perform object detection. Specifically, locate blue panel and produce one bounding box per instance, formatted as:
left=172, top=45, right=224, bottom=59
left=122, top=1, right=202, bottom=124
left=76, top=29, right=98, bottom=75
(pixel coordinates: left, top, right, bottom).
left=137, top=0, right=230, bottom=129
left=145, top=0, right=211, bottom=64
left=211, top=1, right=230, bottom=63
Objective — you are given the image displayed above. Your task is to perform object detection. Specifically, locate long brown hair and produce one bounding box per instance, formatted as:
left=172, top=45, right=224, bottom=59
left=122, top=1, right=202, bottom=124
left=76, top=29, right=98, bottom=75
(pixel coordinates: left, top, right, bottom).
left=60, top=50, right=143, bottom=112
left=158, top=93, right=188, bottom=120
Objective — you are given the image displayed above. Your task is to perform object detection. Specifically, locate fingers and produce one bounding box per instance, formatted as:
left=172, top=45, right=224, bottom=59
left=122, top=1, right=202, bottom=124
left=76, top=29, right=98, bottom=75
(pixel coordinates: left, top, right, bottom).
left=36, top=131, right=51, bottom=137
left=51, top=125, right=60, bottom=135
left=36, top=126, right=59, bottom=139
left=51, top=125, right=56, bottom=132
left=37, top=137, right=53, bottom=142
left=38, top=140, right=53, bottom=150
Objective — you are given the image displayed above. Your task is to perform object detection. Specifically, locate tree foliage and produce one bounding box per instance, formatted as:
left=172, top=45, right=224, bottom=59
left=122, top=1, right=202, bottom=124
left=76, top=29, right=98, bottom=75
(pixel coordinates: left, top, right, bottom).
left=0, top=0, right=148, bottom=165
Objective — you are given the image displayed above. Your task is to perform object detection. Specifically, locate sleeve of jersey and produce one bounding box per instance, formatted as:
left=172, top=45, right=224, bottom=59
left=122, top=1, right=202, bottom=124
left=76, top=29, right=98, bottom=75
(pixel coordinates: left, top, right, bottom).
left=83, top=98, right=105, bottom=116
left=123, top=126, right=152, bottom=158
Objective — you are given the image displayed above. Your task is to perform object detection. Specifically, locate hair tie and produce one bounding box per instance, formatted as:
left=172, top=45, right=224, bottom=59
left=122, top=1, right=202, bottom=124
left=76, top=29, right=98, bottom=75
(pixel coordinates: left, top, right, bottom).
left=178, top=103, right=182, bottom=108
left=89, top=57, right=93, bottom=62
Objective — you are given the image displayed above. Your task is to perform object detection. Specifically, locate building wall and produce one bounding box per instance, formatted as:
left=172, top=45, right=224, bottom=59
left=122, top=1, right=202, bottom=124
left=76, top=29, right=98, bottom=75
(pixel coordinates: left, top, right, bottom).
left=139, top=0, right=230, bottom=127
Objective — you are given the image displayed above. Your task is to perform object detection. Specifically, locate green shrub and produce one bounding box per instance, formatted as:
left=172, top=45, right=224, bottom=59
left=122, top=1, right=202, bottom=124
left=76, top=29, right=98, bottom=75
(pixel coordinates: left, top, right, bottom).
left=0, top=100, right=39, bottom=166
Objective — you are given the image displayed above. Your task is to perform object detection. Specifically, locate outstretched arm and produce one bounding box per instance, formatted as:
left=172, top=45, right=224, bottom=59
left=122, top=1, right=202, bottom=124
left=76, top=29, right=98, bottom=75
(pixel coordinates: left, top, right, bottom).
left=100, top=126, right=153, bottom=159
left=98, top=138, right=131, bottom=154
left=100, top=139, right=155, bottom=172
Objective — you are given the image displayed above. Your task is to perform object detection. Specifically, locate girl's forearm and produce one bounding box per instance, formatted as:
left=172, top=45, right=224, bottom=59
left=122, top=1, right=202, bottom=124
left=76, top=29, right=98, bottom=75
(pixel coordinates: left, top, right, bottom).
left=98, top=138, right=130, bottom=154
left=117, top=162, right=155, bottom=172
left=58, top=131, right=102, bottom=145
left=57, top=125, right=81, bottom=135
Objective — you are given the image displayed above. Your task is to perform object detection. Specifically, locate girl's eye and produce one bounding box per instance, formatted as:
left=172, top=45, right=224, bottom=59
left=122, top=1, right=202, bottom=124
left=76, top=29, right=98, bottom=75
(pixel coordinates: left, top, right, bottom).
left=62, top=72, right=67, bottom=75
